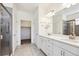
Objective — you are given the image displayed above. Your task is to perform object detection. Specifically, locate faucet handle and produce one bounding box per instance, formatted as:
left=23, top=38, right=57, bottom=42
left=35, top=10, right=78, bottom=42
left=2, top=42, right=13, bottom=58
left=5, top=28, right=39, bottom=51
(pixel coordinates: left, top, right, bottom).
left=69, top=34, right=75, bottom=40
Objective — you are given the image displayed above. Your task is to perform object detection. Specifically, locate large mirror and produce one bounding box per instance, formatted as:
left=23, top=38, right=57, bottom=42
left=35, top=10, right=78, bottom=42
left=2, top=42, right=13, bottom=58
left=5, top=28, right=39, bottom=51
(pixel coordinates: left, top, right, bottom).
left=52, top=4, right=79, bottom=37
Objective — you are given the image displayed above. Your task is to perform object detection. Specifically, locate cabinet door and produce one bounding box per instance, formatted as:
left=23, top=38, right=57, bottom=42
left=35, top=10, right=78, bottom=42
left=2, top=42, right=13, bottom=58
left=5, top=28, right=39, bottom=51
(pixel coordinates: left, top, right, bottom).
left=46, top=39, right=53, bottom=56
left=41, top=38, right=45, bottom=50
left=43, top=38, right=49, bottom=55
left=39, top=37, right=43, bottom=49
left=36, top=36, right=40, bottom=48
left=53, top=46, right=62, bottom=56
left=53, top=45, right=75, bottom=56
left=63, top=50, right=75, bottom=56
left=39, top=36, right=46, bottom=50
left=37, top=36, right=42, bottom=48
left=39, top=36, right=53, bottom=56
left=42, top=37, right=48, bottom=53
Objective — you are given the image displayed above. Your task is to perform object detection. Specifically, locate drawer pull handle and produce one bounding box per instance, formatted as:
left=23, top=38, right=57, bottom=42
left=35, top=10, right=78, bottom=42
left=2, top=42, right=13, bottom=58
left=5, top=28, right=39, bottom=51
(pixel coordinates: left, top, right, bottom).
left=61, top=51, right=63, bottom=56
left=0, top=35, right=3, bottom=39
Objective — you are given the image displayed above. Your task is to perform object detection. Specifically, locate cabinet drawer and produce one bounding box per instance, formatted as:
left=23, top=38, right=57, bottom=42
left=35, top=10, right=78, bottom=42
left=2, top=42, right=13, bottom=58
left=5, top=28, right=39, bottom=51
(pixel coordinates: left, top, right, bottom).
left=53, top=45, right=62, bottom=56
left=45, top=47, right=53, bottom=56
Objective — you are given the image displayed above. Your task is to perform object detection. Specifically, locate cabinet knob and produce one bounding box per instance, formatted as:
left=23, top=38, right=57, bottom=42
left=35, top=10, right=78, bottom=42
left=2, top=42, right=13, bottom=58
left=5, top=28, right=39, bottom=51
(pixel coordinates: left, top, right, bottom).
left=63, top=51, right=65, bottom=56
left=61, top=51, right=63, bottom=56
left=61, top=51, right=65, bottom=56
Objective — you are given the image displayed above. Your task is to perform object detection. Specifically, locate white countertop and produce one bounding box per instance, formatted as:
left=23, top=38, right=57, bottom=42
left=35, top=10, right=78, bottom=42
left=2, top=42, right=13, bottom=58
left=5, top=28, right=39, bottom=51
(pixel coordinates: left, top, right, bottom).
left=39, top=34, right=79, bottom=48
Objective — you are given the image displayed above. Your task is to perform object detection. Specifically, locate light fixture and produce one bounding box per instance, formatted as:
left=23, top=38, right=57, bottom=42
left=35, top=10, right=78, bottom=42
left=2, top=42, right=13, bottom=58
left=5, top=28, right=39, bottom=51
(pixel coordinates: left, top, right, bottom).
left=46, top=10, right=55, bottom=17
left=63, top=3, right=76, bottom=8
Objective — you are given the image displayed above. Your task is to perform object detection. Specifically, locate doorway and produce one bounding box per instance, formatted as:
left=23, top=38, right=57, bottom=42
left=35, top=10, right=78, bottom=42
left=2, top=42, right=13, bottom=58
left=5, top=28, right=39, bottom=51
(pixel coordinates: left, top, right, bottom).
left=21, top=20, right=31, bottom=45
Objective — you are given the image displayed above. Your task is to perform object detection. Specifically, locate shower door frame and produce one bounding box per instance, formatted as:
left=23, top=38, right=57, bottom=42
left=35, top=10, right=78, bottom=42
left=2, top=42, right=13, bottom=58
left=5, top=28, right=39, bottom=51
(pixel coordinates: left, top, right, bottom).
left=0, top=3, right=12, bottom=56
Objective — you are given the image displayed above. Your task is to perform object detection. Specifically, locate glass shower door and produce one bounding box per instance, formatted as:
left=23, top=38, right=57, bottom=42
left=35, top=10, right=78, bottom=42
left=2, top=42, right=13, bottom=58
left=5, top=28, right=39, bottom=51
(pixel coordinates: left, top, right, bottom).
left=0, top=3, right=12, bottom=56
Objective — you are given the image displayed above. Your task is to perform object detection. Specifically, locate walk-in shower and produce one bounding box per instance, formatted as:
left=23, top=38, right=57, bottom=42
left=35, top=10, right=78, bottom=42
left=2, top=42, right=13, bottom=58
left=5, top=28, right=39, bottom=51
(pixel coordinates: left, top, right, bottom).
left=0, top=3, right=12, bottom=56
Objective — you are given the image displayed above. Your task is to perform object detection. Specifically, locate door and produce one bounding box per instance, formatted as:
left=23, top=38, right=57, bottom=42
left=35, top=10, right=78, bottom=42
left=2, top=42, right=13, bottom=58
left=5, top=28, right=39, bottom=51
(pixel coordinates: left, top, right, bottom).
left=53, top=45, right=62, bottom=56
left=62, top=50, right=75, bottom=56
left=0, top=3, right=12, bottom=56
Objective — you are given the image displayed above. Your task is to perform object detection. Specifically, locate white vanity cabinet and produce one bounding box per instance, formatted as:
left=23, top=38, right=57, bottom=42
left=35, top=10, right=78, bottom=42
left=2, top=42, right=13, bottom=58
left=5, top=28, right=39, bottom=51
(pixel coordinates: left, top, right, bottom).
left=43, top=39, right=53, bottom=56
left=39, top=36, right=46, bottom=50
left=39, top=36, right=53, bottom=56
left=62, top=49, right=75, bottom=56
left=53, top=45, right=75, bottom=56
left=53, top=45, right=62, bottom=56
left=39, top=35, right=78, bottom=56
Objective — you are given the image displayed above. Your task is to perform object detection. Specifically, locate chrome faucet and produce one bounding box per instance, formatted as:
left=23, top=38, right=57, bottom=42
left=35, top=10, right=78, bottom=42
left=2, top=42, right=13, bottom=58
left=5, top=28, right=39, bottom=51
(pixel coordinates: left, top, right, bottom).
left=69, top=20, right=75, bottom=40
left=69, top=34, right=75, bottom=39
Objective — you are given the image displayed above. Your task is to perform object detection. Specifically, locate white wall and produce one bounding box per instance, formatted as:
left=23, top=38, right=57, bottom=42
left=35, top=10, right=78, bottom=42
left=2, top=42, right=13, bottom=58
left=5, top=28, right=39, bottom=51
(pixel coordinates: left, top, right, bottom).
left=12, top=4, right=17, bottom=54
left=31, top=7, right=39, bottom=44
left=38, top=5, right=53, bottom=35
left=16, top=10, right=32, bottom=21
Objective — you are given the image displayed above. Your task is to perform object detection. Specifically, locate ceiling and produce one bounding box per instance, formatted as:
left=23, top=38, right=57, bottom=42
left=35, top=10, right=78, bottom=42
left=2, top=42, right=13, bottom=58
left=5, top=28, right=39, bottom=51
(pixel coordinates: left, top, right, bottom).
left=15, top=3, right=38, bottom=12
left=39, top=3, right=64, bottom=14
left=15, top=3, right=64, bottom=13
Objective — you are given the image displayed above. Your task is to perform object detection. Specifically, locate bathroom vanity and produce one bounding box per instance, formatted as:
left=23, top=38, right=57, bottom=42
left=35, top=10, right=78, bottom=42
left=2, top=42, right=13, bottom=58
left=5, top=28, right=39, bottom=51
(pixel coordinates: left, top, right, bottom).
left=37, top=4, right=79, bottom=56
left=38, top=34, right=79, bottom=56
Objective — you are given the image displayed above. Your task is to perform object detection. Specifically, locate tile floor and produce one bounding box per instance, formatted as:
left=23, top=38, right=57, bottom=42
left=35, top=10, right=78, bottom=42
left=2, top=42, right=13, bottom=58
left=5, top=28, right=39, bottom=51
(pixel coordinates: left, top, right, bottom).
left=14, top=43, right=45, bottom=56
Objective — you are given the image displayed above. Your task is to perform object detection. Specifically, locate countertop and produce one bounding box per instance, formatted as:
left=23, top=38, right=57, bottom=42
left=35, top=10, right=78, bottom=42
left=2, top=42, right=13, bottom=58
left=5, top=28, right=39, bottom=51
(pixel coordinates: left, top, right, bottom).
left=39, top=34, right=79, bottom=48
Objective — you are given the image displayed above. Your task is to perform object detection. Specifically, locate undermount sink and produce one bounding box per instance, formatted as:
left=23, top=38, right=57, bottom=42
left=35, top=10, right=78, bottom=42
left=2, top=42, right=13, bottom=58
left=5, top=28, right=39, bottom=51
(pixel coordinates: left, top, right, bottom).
left=45, top=34, right=79, bottom=43
left=62, top=37, right=79, bottom=43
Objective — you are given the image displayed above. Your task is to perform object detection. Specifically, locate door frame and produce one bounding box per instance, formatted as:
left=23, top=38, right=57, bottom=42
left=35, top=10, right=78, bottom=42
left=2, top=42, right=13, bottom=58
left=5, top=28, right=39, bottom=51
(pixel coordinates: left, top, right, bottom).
left=20, top=20, right=32, bottom=45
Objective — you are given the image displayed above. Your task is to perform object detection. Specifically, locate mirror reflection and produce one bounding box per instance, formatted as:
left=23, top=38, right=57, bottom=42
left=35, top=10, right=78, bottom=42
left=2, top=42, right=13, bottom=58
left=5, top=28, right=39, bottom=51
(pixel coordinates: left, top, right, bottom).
left=52, top=4, right=79, bottom=37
